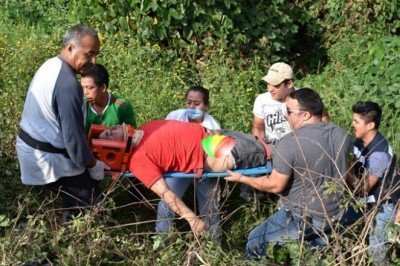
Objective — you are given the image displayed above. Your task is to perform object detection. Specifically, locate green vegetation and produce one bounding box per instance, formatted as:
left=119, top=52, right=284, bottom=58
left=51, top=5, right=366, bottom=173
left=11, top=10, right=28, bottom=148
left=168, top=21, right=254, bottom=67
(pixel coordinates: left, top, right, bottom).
left=0, top=0, right=399, bottom=264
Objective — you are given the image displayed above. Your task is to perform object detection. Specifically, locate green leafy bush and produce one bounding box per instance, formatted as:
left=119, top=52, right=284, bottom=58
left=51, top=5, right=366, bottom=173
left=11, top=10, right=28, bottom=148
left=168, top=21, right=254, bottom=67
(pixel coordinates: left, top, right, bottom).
left=0, top=1, right=399, bottom=264
left=296, top=0, right=400, bottom=43
left=301, top=34, right=400, bottom=149
left=1, top=0, right=325, bottom=63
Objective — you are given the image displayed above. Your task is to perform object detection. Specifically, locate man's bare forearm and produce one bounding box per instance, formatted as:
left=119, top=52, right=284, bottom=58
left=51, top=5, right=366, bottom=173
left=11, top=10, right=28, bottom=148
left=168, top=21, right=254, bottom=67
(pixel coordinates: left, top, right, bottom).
left=150, top=178, right=205, bottom=234
left=226, top=170, right=287, bottom=194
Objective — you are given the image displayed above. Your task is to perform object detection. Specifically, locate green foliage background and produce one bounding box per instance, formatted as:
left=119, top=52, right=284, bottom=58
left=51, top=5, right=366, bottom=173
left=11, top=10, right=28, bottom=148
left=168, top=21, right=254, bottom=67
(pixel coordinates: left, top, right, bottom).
left=0, top=0, right=399, bottom=264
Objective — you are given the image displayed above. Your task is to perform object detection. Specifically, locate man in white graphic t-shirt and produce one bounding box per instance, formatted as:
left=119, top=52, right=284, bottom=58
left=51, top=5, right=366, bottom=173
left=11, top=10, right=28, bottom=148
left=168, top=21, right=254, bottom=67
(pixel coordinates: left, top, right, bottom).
left=252, top=62, right=296, bottom=143
left=252, top=62, right=329, bottom=143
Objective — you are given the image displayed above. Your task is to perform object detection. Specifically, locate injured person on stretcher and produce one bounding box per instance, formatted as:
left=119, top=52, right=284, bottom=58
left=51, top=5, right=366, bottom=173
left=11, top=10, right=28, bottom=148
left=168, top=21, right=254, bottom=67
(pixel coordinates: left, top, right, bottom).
left=91, top=120, right=270, bottom=235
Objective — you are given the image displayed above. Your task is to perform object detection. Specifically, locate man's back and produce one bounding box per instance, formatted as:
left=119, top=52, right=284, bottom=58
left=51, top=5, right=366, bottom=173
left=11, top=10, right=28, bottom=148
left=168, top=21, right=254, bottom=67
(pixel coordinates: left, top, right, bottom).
left=129, top=120, right=207, bottom=188
left=17, top=56, right=91, bottom=184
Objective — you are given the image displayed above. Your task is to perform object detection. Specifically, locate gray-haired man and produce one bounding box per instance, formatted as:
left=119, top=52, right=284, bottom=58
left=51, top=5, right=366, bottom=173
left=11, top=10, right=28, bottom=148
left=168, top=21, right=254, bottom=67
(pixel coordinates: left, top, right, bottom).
left=16, top=25, right=109, bottom=220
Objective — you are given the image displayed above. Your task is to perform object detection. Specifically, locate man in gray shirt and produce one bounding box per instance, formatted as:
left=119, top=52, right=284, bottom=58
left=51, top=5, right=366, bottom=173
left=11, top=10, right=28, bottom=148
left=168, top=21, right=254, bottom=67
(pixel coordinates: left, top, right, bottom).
left=226, top=88, right=351, bottom=259
left=16, top=25, right=109, bottom=220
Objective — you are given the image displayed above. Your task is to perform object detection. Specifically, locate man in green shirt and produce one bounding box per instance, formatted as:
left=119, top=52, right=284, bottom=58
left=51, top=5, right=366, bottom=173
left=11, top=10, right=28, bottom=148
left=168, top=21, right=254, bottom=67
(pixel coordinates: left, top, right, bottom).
left=81, top=64, right=136, bottom=134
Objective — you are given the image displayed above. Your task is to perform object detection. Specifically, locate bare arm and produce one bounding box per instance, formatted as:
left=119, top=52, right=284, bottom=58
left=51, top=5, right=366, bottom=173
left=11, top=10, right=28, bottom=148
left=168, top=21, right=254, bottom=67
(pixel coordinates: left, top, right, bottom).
left=363, top=174, right=379, bottom=193
left=225, top=169, right=290, bottom=194
left=347, top=171, right=379, bottom=195
left=150, top=178, right=206, bottom=235
left=346, top=157, right=379, bottom=195
left=252, top=116, right=266, bottom=141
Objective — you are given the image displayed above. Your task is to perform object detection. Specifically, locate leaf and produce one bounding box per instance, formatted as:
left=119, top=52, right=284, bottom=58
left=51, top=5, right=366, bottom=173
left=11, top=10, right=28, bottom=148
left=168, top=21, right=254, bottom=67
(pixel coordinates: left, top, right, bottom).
left=169, top=8, right=181, bottom=20
left=0, top=214, right=10, bottom=227
left=152, top=236, right=161, bottom=250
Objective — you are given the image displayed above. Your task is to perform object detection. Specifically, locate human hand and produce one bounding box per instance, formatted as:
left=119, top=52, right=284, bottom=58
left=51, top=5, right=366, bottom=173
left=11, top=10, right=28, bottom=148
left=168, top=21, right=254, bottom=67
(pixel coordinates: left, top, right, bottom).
left=395, top=208, right=400, bottom=224
left=188, top=217, right=207, bottom=236
left=88, top=160, right=110, bottom=181
left=224, top=170, right=244, bottom=183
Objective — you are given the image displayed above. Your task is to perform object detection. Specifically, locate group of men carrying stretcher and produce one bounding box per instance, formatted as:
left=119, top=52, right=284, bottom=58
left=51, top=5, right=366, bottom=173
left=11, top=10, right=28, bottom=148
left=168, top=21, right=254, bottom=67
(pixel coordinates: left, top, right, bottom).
left=16, top=25, right=399, bottom=261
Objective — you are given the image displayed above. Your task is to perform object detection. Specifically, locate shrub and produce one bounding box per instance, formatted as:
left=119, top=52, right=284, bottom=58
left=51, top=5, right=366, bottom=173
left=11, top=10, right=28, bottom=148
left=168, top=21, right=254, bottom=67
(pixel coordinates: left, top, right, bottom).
left=0, top=2, right=399, bottom=264
left=0, top=0, right=325, bottom=64
left=300, top=34, right=400, bottom=150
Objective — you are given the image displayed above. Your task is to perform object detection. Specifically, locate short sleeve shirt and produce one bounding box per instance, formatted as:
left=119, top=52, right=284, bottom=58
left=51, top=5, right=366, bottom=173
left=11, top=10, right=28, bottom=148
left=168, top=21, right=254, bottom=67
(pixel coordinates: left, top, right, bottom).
left=253, top=92, right=291, bottom=141
left=85, top=93, right=136, bottom=134
left=129, top=120, right=207, bottom=188
left=272, top=122, right=352, bottom=220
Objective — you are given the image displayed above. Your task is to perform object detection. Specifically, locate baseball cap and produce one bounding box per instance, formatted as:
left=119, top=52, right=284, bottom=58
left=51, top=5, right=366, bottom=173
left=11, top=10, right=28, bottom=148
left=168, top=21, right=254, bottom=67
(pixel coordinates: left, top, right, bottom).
left=261, top=62, right=294, bottom=86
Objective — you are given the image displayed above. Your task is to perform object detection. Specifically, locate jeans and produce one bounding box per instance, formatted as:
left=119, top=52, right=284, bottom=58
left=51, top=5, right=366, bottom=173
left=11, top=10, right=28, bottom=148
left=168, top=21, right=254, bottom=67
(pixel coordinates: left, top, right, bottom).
left=246, top=207, right=329, bottom=259
left=156, top=177, right=220, bottom=239
left=340, top=202, right=395, bottom=262
left=369, top=203, right=395, bottom=262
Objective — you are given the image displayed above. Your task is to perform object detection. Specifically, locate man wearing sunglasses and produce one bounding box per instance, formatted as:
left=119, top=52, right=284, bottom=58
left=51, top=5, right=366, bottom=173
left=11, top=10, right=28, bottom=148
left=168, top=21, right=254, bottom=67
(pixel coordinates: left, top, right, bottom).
left=245, top=63, right=330, bottom=202
left=227, top=88, right=351, bottom=259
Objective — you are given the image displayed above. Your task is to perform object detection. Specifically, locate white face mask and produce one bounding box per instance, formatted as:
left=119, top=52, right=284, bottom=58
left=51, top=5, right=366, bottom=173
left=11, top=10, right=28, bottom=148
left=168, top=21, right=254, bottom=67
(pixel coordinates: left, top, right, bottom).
left=186, top=108, right=204, bottom=120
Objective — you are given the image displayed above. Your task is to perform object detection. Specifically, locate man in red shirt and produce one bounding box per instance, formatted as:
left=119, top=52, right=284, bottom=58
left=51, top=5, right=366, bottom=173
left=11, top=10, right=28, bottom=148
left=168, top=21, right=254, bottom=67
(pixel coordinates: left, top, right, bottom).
left=98, top=120, right=268, bottom=234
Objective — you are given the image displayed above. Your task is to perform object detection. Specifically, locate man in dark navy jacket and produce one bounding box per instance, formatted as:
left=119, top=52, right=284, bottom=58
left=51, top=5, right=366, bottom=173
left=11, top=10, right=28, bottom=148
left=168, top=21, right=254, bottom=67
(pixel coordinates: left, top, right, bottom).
left=347, top=101, right=399, bottom=263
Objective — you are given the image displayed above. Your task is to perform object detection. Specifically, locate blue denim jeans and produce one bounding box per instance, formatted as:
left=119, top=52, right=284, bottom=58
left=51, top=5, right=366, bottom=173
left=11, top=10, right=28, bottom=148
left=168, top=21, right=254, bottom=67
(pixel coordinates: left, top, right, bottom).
left=341, top=202, right=395, bottom=262
left=369, top=203, right=395, bottom=263
left=246, top=207, right=329, bottom=259
left=156, top=177, right=220, bottom=239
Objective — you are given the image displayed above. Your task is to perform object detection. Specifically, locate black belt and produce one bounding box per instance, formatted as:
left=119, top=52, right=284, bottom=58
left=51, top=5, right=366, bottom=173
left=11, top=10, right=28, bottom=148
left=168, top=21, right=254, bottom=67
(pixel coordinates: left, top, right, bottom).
left=18, top=128, right=70, bottom=158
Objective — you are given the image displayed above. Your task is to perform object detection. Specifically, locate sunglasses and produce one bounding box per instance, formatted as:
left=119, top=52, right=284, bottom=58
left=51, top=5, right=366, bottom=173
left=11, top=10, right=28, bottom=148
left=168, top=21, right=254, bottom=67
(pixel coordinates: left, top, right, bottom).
left=286, top=106, right=308, bottom=115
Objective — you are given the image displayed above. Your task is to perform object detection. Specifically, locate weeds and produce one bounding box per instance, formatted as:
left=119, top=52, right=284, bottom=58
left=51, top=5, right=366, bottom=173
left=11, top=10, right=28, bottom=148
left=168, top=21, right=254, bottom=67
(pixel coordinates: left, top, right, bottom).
left=0, top=4, right=399, bottom=265
left=1, top=170, right=398, bottom=265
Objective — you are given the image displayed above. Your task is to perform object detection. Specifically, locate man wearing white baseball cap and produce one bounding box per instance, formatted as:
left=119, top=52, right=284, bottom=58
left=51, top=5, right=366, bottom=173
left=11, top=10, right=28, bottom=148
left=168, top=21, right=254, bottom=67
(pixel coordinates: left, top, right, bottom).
left=253, top=62, right=329, bottom=143
left=252, top=62, right=296, bottom=144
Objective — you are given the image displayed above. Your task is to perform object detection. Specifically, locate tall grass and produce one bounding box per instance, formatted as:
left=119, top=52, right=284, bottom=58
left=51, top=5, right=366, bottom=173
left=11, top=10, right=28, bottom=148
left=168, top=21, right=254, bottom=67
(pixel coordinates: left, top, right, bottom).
left=0, top=22, right=399, bottom=265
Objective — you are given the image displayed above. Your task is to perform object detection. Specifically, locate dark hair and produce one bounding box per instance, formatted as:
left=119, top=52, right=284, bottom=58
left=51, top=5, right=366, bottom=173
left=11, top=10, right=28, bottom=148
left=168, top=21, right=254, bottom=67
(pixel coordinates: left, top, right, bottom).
left=352, top=101, right=382, bottom=129
left=288, top=88, right=324, bottom=117
left=185, top=85, right=210, bottom=106
left=82, top=64, right=109, bottom=87
left=62, top=25, right=98, bottom=48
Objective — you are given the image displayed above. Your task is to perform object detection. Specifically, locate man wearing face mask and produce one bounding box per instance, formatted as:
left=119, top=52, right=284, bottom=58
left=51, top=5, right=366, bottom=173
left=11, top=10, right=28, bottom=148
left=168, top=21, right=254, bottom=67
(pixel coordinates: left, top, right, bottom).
left=159, top=85, right=221, bottom=240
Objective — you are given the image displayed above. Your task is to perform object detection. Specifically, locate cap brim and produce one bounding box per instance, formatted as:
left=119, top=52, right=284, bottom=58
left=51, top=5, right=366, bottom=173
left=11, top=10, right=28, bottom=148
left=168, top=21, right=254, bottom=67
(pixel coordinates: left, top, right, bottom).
left=261, top=75, right=285, bottom=86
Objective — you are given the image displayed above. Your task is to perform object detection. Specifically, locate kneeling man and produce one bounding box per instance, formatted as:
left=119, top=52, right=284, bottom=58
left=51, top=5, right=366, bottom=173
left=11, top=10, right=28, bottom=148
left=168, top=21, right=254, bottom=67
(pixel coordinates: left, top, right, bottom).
left=226, top=88, right=352, bottom=259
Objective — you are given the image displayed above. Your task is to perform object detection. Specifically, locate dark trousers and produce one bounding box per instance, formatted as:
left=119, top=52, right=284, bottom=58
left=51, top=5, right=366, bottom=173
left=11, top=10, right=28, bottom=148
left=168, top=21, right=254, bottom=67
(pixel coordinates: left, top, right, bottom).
left=46, top=170, right=99, bottom=216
